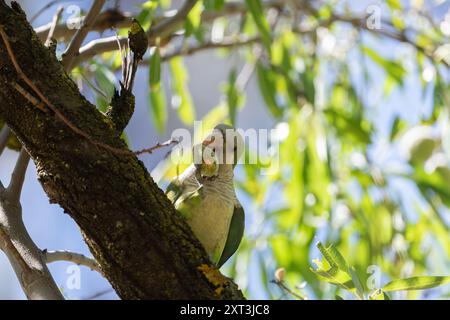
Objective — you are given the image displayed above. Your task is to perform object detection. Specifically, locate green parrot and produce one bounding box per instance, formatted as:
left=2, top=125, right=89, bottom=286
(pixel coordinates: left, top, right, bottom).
left=166, top=124, right=245, bottom=268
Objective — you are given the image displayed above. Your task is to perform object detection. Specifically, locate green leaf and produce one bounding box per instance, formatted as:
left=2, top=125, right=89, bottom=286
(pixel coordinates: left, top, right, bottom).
left=386, top=0, right=402, bottom=10
left=349, top=267, right=365, bottom=300
left=362, top=46, right=406, bottom=86
left=204, top=0, right=225, bottom=10
left=169, top=57, right=196, bottom=125
left=317, top=242, right=349, bottom=272
left=149, top=47, right=161, bottom=91
left=184, top=1, right=203, bottom=39
left=256, top=63, right=283, bottom=118
left=382, top=276, right=450, bottom=292
left=301, top=69, right=315, bottom=105
left=389, top=115, right=407, bottom=141
left=311, top=243, right=355, bottom=292
left=149, top=85, right=167, bottom=134
left=92, top=63, right=116, bottom=112
left=245, top=0, right=271, bottom=53
left=369, top=289, right=390, bottom=300
left=136, top=0, right=158, bottom=29
left=225, top=69, right=243, bottom=126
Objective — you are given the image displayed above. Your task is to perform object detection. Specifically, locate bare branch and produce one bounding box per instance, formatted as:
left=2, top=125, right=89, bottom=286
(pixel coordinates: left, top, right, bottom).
left=34, top=1, right=287, bottom=43
left=61, top=0, right=106, bottom=70
left=44, top=6, right=64, bottom=47
left=161, top=36, right=260, bottom=62
left=35, top=9, right=133, bottom=42
left=0, top=125, right=10, bottom=156
left=0, top=224, right=63, bottom=299
left=147, top=0, right=199, bottom=40
left=6, top=148, right=30, bottom=204
left=44, top=250, right=102, bottom=274
left=73, top=0, right=202, bottom=65
left=71, top=0, right=201, bottom=68
left=271, top=280, right=306, bottom=300
left=134, top=138, right=180, bottom=156
left=30, top=0, right=60, bottom=24
left=83, top=288, right=114, bottom=300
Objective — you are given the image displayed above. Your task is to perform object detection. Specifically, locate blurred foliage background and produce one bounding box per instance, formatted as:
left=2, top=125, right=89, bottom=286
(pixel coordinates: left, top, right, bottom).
left=144, top=0, right=450, bottom=300
left=1, top=0, right=450, bottom=299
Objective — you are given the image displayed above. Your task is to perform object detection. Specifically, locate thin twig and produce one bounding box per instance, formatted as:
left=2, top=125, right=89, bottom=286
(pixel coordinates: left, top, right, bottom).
left=6, top=148, right=30, bottom=204
left=147, top=0, right=198, bottom=40
left=161, top=36, right=260, bottom=62
left=30, top=0, right=61, bottom=24
left=72, top=0, right=200, bottom=68
left=35, top=9, right=133, bottom=42
left=83, top=288, right=114, bottom=300
left=0, top=125, right=11, bottom=156
left=271, top=280, right=305, bottom=300
left=134, top=138, right=180, bottom=156
left=43, top=250, right=102, bottom=274
left=62, top=0, right=106, bottom=70
left=45, top=6, right=64, bottom=47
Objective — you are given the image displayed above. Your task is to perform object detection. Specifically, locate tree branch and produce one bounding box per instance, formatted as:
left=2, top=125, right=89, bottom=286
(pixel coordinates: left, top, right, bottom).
left=0, top=124, right=10, bottom=156
left=161, top=36, right=260, bottom=61
left=35, top=1, right=287, bottom=44
left=6, top=148, right=30, bottom=204
left=44, top=6, right=63, bottom=47
left=147, top=0, right=199, bottom=40
left=0, top=1, right=244, bottom=299
left=0, top=4, right=73, bottom=300
left=61, top=0, right=106, bottom=70
left=43, top=250, right=102, bottom=273
left=35, top=9, right=133, bottom=42
left=70, top=0, right=201, bottom=69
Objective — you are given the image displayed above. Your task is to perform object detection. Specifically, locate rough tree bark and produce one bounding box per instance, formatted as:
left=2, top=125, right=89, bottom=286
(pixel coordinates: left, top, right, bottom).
left=0, top=1, right=244, bottom=300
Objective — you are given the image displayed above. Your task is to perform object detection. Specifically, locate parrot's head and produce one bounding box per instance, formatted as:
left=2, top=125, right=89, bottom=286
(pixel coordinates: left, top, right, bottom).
left=194, top=124, right=244, bottom=178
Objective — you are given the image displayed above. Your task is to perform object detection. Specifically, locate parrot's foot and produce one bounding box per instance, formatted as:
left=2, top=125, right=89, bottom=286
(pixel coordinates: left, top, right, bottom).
left=197, top=264, right=231, bottom=296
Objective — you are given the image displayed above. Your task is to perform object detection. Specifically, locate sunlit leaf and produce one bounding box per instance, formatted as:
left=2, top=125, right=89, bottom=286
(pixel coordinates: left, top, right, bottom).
left=245, top=0, right=272, bottom=53
left=169, top=57, right=196, bottom=125
left=383, top=276, right=450, bottom=292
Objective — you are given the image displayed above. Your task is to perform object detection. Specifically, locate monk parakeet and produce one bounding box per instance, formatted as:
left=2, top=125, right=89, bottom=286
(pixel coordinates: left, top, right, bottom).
left=166, top=124, right=245, bottom=267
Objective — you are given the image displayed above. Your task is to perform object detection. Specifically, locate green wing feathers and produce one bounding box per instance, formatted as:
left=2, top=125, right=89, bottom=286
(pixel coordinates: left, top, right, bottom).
left=166, top=178, right=203, bottom=219
left=165, top=178, right=183, bottom=203
left=217, top=205, right=245, bottom=268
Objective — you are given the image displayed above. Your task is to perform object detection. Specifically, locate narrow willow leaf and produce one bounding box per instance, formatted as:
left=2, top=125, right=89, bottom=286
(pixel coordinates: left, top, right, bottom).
left=169, top=57, right=195, bottom=125
left=136, top=0, right=158, bottom=29
left=204, top=0, right=225, bottom=10
left=369, top=289, right=390, bottom=300
left=149, top=86, right=167, bottom=133
left=312, top=242, right=357, bottom=292
left=245, top=0, right=271, bottom=53
left=184, top=0, right=203, bottom=39
left=226, top=69, right=242, bottom=127
left=93, top=63, right=116, bottom=112
left=382, top=276, right=450, bottom=292
left=149, top=47, right=161, bottom=91
left=349, top=267, right=365, bottom=299
left=301, top=70, right=315, bottom=105
left=362, top=46, right=406, bottom=85
left=256, top=63, right=283, bottom=118
left=317, top=242, right=349, bottom=272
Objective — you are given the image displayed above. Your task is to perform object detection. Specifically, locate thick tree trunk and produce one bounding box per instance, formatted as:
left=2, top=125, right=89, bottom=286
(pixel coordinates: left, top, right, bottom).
left=0, top=1, right=244, bottom=300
